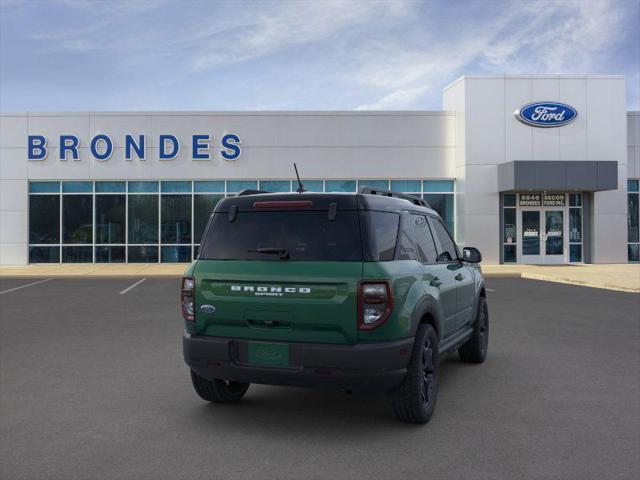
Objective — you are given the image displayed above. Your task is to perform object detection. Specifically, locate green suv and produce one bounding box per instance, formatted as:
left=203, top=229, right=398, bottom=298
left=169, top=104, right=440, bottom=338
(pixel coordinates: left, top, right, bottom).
left=182, top=188, right=488, bottom=423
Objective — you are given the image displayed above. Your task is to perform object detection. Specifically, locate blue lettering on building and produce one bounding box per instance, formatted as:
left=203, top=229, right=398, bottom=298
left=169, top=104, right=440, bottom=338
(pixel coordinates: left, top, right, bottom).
left=159, top=134, right=180, bottom=160
left=60, top=135, right=79, bottom=161
left=27, top=133, right=242, bottom=161
left=192, top=134, right=210, bottom=160
left=90, top=134, right=113, bottom=161
left=28, top=135, right=47, bottom=160
left=221, top=134, right=241, bottom=160
left=125, top=135, right=145, bottom=160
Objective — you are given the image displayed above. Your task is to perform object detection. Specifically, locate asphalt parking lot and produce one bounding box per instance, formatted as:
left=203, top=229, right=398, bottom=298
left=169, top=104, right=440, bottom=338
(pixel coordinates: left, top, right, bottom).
left=0, top=275, right=638, bottom=480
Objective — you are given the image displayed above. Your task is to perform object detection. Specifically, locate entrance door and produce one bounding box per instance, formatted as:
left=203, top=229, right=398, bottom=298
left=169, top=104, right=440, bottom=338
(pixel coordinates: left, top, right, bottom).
left=519, top=208, right=566, bottom=264
left=521, top=210, right=543, bottom=263
left=543, top=210, right=565, bottom=264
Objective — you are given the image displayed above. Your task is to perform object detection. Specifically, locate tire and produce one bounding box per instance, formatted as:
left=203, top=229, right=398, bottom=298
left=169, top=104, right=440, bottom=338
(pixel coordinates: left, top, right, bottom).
left=387, top=324, right=439, bottom=424
left=190, top=370, right=250, bottom=403
left=458, top=296, right=489, bottom=364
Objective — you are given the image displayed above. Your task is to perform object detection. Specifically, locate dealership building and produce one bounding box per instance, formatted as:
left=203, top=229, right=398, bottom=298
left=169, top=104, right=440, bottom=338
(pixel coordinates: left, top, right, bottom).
left=0, top=74, right=638, bottom=265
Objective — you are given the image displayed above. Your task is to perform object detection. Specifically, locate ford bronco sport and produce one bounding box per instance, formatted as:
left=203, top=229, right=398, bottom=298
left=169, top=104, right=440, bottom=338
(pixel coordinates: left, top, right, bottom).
left=182, top=187, right=488, bottom=423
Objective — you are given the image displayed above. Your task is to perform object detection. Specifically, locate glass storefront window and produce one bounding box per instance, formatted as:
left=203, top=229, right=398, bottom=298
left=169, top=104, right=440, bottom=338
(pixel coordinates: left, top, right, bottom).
left=391, top=180, right=420, bottom=192
left=259, top=180, right=291, bottom=192
left=359, top=180, right=390, bottom=190
left=504, top=244, right=516, bottom=263
left=29, top=195, right=59, bottom=243
left=325, top=180, right=356, bottom=192
left=161, top=195, right=191, bottom=244
left=570, top=244, right=582, bottom=263
left=161, top=246, right=191, bottom=263
left=423, top=180, right=454, bottom=192
left=95, top=181, right=125, bottom=193
left=569, top=194, right=582, bottom=207
left=62, top=246, right=93, bottom=263
left=62, top=181, right=92, bottom=193
left=128, top=195, right=158, bottom=244
left=95, top=195, right=125, bottom=244
left=29, top=246, right=59, bottom=263
left=423, top=193, right=454, bottom=235
left=301, top=180, right=323, bottom=192
left=161, top=181, right=191, bottom=193
left=128, top=181, right=159, bottom=193
left=95, top=246, right=125, bottom=263
left=629, top=181, right=639, bottom=261
left=63, top=195, right=92, bottom=244
left=128, top=245, right=158, bottom=263
left=194, top=181, right=225, bottom=193
left=227, top=180, right=257, bottom=192
left=569, top=208, right=582, bottom=243
left=503, top=208, right=516, bottom=244
left=194, top=194, right=223, bottom=244
left=27, top=178, right=456, bottom=263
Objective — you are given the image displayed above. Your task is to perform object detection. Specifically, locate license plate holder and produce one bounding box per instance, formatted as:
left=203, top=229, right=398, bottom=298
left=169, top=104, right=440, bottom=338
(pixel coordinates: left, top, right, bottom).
left=247, top=342, right=289, bottom=367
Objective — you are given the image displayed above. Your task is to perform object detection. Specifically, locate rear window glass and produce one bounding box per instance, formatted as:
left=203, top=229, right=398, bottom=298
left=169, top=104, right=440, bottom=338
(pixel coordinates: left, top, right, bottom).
left=200, top=211, right=363, bottom=261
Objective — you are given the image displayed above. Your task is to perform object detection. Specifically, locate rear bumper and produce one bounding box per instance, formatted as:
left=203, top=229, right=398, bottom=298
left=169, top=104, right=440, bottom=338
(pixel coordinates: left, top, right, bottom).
left=183, top=333, right=413, bottom=393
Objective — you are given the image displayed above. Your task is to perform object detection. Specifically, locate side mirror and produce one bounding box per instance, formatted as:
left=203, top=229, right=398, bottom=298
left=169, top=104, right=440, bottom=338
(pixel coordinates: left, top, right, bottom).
left=462, top=247, right=482, bottom=263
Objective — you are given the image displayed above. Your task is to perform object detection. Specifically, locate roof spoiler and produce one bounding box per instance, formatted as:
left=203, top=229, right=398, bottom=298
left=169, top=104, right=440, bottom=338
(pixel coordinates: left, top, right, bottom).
left=358, top=187, right=430, bottom=208
left=236, top=189, right=270, bottom=196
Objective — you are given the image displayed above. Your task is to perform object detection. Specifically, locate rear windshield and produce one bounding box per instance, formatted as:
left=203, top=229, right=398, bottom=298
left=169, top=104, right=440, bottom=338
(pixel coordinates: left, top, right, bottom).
left=200, top=211, right=363, bottom=261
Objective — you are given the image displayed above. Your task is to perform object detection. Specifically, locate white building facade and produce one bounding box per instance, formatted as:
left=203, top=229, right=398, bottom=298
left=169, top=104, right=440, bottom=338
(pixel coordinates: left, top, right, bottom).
left=1, top=75, right=638, bottom=265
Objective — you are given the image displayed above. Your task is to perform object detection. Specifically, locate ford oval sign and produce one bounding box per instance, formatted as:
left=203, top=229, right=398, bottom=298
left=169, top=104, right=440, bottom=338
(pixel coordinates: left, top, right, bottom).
left=515, top=102, right=577, bottom=127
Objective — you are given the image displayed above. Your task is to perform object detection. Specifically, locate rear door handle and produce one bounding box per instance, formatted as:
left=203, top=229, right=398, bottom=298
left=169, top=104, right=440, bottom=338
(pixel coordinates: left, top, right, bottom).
left=429, top=277, right=443, bottom=287
left=455, top=273, right=464, bottom=281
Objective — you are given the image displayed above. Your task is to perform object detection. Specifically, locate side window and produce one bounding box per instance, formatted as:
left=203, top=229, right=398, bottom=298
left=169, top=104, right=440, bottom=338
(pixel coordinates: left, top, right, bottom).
left=429, top=217, right=458, bottom=262
left=412, top=214, right=438, bottom=263
left=395, top=213, right=416, bottom=260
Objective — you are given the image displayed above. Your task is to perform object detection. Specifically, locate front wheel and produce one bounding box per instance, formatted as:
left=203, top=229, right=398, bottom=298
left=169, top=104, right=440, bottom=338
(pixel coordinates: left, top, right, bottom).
left=387, top=324, right=439, bottom=424
left=458, top=296, right=489, bottom=363
left=190, top=370, right=250, bottom=403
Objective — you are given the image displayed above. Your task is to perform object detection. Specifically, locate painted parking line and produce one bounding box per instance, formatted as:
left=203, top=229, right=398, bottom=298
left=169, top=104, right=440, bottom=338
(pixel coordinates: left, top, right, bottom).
left=486, top=288, right=496, bottom=292
left=0, top=278, right=54, bottom=295
left=119, top=278, right=146, bottom=295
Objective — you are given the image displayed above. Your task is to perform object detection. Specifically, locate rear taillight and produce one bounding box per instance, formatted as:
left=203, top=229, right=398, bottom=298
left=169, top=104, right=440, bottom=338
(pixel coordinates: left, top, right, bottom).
left=181, top=276, right=195, bottom=322
left=358, top=281, right=393, bottom=330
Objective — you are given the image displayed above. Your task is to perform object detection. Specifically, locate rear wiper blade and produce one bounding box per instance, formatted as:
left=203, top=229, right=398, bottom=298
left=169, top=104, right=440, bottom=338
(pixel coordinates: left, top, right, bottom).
left=248, top=247, right=290, bottom=259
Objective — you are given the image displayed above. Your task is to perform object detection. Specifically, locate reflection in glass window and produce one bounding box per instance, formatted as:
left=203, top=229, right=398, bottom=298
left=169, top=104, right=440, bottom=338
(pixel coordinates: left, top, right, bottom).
left=63, top=195, right=92, bottom=244
left=569, top=208, right=582, bottom=243
left=95, top=246, right=125, bottom=263
left=503, top=244, right=516, bottom=263
left=325, top=180, right=356, bottom=192
left=62, top=246, right=93, bottom=263
left=570, top=244, right=582, bottom=263
left=429, top=217, right=458, bottom=262
left=95, top=181, right=125, bottom=193
left=391, top=180, right=420, bottom=192
left=194, top=181, right=225, bottom=193
left=423, top=180, right=454, bottom=192
left=629, top=244, right=639, bottom=262
left=128, top=181, right=159, bottom=193
left=128, top=245, right=158, bottom=263
left=260, top=181, right=291, bottom=192
left=301, top=180, right=323, bottom=192
left=503, top=194, right=516, bottom=207
left=29, top=195, right=60, bottom=244
left=161, top=181, right=191, bottom=193
left=29, top=246, right=59, bottom=263
left=95, top=195, right=125, bottom=244
left=359, top=180, right=389, bottom=190
left=423, top=194, right=454, bottom=235
left=628, top=193, right=639, bottom=243
left=63, top=181, right=92, bottom=193
left=128, top=195, right=158, bottom=244
left=227, top=180, right=257, bottom=192
left=194, top=194, right=223, bottom=244
left=29, top=182, right=60, bottom=193
left=161, top=195, right=191, bottom=244
left=503, top=208, right=516, bottom=243
left=361, top=211, right=399, bottom=261
left=412, top=215, right=438, bottom=263
left=161, top=246, right=191, bottom=262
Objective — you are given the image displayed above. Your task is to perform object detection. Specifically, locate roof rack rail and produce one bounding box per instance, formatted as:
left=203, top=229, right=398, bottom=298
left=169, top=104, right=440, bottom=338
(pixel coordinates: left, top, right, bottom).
left=358, top=187, right=430, bottom=208
left=236, top=189, right=270, bottom=196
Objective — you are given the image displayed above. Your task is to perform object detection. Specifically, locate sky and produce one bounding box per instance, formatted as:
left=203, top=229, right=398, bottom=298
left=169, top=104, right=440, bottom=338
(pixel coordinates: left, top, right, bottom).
left=0, top=0, right=638, bottom=111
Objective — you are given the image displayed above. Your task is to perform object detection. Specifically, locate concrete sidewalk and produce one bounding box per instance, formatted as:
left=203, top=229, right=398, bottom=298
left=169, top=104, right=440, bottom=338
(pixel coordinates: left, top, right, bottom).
left=0, top=263, right=638, bottom=293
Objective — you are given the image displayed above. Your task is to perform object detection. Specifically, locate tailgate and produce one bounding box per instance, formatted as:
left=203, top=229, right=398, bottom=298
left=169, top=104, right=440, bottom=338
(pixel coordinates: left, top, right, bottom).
left=194, top=260, right=363, bottom=344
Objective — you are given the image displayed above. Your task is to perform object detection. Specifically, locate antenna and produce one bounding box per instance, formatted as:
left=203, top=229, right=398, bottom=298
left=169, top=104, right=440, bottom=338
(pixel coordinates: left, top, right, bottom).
left=293, top=163, right=306, bottom=193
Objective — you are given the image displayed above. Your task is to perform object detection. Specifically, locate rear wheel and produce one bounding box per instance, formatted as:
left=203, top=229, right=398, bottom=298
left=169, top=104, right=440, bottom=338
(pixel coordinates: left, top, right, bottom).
left=458, top=296, right=489, bottom=363
left=387, top=324, right=439, bottom=424
left=190, top=370, right=250, bottom=403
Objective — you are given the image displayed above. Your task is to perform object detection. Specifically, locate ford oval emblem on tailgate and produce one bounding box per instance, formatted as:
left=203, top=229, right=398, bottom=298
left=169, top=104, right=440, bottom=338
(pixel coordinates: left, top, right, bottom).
left=200, top=304, right=216, bottom=313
